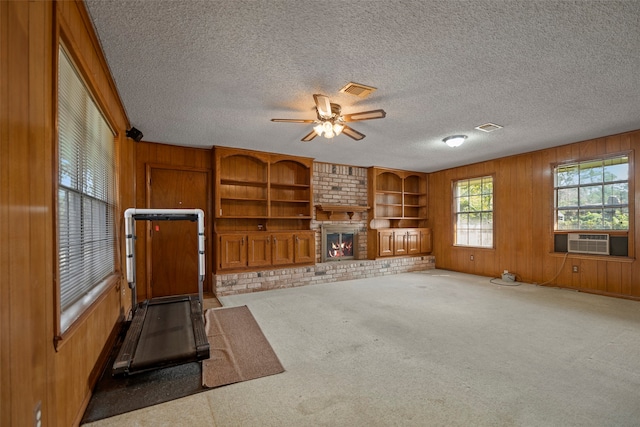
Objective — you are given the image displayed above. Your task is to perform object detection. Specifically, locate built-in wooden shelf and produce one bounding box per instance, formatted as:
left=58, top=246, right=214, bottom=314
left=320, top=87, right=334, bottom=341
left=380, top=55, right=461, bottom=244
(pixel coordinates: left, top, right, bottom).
left=315, top=204, right=369, bottom=220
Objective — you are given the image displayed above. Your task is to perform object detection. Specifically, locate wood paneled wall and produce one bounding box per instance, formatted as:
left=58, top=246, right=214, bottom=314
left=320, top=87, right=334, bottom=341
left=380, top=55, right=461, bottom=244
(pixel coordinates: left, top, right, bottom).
left=1, top=1, right=134, bottom=425
left=427, top=130, right=640, bottom=299
left=134, top=141, right=213, bottom=299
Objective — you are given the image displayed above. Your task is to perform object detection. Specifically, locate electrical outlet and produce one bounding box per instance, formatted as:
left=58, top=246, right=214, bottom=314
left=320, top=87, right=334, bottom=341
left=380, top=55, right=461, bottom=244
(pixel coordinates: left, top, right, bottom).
left=572, top=265, right=579, bottom=273
left=470, top=255, right=474, bottom=261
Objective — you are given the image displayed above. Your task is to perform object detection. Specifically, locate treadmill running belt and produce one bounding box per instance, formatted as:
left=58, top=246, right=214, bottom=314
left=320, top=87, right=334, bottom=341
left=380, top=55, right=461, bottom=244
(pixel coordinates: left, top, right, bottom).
left=130, top=299, right=196, bottom=372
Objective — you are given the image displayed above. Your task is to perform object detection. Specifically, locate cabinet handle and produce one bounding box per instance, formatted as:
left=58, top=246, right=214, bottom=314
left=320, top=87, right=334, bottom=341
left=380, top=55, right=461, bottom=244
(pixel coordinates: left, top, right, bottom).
left=267, top=237, right=270, bottom=243
left=241, top=237, right=244, bottom=245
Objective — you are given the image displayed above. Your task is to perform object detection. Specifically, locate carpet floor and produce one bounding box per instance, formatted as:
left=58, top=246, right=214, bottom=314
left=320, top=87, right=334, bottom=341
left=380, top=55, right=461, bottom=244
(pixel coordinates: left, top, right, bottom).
left=83, top=271, right=640, bottom=426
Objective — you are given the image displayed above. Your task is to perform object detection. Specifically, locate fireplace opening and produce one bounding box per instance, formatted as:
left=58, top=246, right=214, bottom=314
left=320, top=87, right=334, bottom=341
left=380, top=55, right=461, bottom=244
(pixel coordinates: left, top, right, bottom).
left=327, top=232, right=354, bottom=259
left=321, top=225, right=359, bottom=262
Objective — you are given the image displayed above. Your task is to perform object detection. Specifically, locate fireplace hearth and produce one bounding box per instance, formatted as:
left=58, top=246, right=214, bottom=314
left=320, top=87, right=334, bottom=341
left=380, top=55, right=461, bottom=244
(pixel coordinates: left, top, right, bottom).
left=321, top=225, right=360, bottom=262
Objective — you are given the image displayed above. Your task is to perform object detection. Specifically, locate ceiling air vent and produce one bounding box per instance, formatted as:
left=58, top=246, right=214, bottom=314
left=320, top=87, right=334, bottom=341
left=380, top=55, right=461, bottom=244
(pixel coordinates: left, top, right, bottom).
left=339, top=82, right=377, bottom=98
left=475, top=123, right=503, bottom=132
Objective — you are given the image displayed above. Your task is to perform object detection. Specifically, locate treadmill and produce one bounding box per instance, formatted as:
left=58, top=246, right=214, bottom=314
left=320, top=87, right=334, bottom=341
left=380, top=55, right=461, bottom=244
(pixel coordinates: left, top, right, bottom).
left=112, top=208, right=210, bottom=376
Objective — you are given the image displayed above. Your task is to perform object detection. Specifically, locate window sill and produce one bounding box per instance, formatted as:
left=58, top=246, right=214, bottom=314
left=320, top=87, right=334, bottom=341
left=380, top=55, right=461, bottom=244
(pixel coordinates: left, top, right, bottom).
left=54, top=273, right=121, bottom=351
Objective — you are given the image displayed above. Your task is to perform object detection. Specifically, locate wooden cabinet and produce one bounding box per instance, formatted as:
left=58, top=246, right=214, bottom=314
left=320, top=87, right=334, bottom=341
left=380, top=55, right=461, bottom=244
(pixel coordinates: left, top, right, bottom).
left=247, top=233, right=271, bottom=267
left=375, top=228, right=430, bottom=257
left=407, top=229, right=421, bottom=255
left=213, top=147, right=315, bottom=272
left=217, top=231, right=315, bottom=271
left=368, top=167, right=429, bottom=259
left=294, top=231, right=316, bottom=264
left=420, top=228, right=432, bottom=254
left=271, top=232, right=294, bottom=265
left=219, top=234, right=247, bottom=270
left=378, top=230, right=395, bottom=257
left=394, top=231, right=408, bottom=256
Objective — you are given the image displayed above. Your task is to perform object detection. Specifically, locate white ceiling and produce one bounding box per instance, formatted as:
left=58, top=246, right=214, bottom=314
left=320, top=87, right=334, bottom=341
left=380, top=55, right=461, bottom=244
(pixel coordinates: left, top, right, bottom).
left=85, top=0, right=640, bottom=173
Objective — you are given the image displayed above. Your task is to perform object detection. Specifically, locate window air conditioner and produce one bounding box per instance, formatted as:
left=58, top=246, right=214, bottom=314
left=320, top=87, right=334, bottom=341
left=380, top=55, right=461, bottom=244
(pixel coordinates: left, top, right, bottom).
left=567, top=233, right=609, bottom=255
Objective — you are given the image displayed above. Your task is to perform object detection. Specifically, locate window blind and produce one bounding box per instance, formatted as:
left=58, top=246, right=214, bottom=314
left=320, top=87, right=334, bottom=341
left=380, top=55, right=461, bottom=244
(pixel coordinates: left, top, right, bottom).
left=58, top=47, right=115, bottom=332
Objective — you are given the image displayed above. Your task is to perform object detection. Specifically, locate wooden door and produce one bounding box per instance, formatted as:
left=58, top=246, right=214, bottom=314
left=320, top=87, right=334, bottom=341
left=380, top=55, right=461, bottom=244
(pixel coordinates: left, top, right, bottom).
left=420, top=228, right=432, bottom=253
left=407, top=230, right=420, bottom=254
left=378, top=230, right=394, bottom=257
left=219, top=234, right=247, bottom=270
left=294, top=231, right=315, bottom=264
left=248, top=233, right=271, bottom=267
left=272, top=232, right=294, bottom=265
left=394, top=230, right=408, bottom=255
left=148, top=167, right=208, bottom=297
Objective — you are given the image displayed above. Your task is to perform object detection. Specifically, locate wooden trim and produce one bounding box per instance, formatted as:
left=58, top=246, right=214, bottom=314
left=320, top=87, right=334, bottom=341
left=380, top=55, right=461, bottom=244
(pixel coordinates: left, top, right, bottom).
left=315, top=204, right=369, bottom=220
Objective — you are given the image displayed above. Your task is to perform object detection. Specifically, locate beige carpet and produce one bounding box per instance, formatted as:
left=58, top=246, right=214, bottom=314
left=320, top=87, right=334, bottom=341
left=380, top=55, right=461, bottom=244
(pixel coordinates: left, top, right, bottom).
left=202, top=305, right=284, bottom=388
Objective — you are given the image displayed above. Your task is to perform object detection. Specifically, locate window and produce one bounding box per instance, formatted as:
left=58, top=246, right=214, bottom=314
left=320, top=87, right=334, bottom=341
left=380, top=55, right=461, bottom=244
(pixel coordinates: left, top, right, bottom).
left=454, top=176, right=493, bottom=248
left=58, top=46, right=116, bottom=333
left=554, top=155, right=629, bottom=231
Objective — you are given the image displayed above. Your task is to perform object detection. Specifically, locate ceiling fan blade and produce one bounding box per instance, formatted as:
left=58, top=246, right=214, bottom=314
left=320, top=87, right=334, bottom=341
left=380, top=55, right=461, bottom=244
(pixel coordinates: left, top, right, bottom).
left=342, top=109, right=386, bottom=122
left=301, top=130, right=318, bottom=142
left=342, top=125, right=365, bottom=141
left=271, top=118, right=315, bottom=123
left=313, top=94, right=332, bottom=118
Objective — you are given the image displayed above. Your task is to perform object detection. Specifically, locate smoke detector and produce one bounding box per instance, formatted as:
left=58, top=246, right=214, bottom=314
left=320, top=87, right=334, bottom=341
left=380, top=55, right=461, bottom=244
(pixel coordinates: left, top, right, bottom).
left=339, top=82, right=377, bottom=98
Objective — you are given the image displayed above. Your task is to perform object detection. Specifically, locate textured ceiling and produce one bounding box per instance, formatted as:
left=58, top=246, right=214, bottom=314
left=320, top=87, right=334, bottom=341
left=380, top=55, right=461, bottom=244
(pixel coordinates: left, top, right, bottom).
left=85, top=0, right=640, bottom=172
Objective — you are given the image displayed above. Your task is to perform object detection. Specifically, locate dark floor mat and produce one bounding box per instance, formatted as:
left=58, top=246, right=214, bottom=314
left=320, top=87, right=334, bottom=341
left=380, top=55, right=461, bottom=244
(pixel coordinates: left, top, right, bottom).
left=80, top=325, right=208, bottom=424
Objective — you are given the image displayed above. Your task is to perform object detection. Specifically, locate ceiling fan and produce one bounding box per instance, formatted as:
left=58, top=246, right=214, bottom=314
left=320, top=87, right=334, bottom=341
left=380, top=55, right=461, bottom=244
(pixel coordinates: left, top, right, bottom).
left=271, top=94, right=386, bottom=142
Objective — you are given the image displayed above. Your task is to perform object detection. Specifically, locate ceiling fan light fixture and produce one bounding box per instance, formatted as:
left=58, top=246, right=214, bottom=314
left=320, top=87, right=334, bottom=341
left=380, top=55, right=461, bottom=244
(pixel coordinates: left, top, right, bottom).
left=272, top=94, right=386, bottom=142
left=443, top=135, right=467, bottom=148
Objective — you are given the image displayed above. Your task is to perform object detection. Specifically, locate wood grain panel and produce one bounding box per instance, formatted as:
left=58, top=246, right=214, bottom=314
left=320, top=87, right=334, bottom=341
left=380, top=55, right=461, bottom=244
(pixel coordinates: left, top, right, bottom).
left=148, top=167, right=208, bottom=297
left=428, top=129, right=640, bottom=299
left=135, top=141, right=212, bottom=300
left=1, top=1, right=133, bottom=425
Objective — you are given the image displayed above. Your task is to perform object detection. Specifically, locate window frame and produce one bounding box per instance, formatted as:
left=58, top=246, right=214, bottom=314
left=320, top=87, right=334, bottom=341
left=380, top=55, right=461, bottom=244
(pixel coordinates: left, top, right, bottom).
left=452, top=175, right=495, bottom=249
left=553, top=153, right=631, bottom=232
left=54, top=38, right=120, bottom=342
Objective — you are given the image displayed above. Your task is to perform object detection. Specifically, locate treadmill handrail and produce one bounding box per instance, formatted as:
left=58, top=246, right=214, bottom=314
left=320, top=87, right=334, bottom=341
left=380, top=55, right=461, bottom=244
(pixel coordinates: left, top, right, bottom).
left=123, top=208, right=206, bottom=309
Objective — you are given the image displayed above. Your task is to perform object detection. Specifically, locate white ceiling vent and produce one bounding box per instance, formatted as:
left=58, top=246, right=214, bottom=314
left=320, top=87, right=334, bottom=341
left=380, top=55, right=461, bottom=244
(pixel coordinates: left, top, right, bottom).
left=475, top=123, right=503, bottom=132
left=339, top=82, right=377, bottom=98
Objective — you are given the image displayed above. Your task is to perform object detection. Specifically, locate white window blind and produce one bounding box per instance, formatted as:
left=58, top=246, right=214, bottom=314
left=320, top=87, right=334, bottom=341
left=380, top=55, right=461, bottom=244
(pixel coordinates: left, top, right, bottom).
left=58, top=46, right=115, bottom=332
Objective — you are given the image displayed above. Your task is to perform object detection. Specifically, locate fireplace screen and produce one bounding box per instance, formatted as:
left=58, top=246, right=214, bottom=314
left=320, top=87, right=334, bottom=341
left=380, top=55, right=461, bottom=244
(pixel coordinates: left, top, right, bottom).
left=321, top=226, right=359, bottom=262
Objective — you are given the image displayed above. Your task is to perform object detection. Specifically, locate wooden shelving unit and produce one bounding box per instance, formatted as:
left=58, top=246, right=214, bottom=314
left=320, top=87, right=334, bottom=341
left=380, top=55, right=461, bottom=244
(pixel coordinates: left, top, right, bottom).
left=213, top=147, right=315, bottom=272
left=368, top=167, right=430, bottom=259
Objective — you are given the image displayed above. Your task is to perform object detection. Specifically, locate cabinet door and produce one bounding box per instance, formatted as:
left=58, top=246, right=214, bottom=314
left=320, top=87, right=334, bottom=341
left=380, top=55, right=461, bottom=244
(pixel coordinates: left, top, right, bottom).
left=294, top=232, right=315, bottom=264
left=420, top=228, right=432, bottom=253
left=219, top=234, right=247, bottom=270
left=378, top=230, right=394, bottom=257
left=407, top=230, right=421, bottom=255
left=272, top=233, right=294, bottom=265
left=394, top=230, right=408, bottom=255
left=247, top=233, right=272, bottom=267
